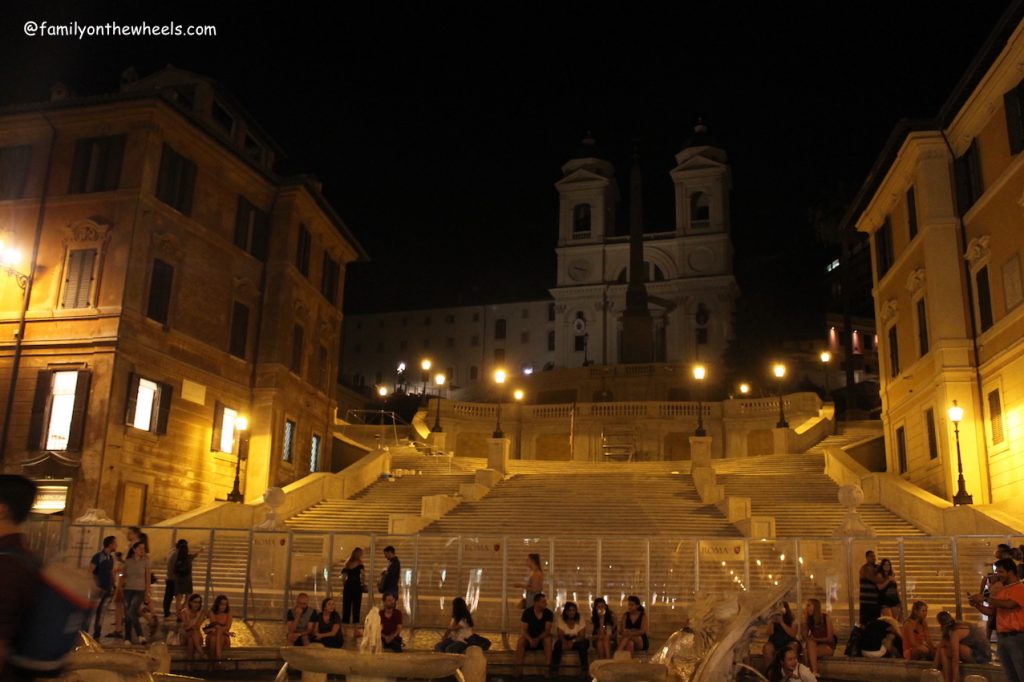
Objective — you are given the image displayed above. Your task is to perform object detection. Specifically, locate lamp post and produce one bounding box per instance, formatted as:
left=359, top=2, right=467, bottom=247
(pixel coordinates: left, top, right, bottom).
left=226, top=415, right=249, bottom=503
left=738, top=382, right=751, bottom=396
left=395, top=362, right=406, bottom=394
left=692, top=364, right=707, bottom=436
left=948, top=400, right=974, bottom=506
left=820, top=350, right=832, bottom=400
left=493, top=368, right=506, bottom=438
left=431, top=373, right=446, bottom=433
left=0, top=242, right=30, bottom=464
left=513, top=389, right=525, bottom=458
left=773, top=362, right=788, bottom=428
left=420, top=358, right=432, bottom=396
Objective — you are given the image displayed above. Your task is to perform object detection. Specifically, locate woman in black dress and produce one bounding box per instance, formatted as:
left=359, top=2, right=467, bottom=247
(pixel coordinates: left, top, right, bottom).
left=877, top=558, right=901, bottom=620
left=341, top=547, right=365, bottom=625
left=762, top=600, right=799, bottom=663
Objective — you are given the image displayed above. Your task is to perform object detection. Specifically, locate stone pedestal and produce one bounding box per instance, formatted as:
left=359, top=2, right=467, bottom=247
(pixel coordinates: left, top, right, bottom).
left=771, top=427, right=792, bottom=454
left=689, top=436, right=712, bottom=467
left=428, top=431, right=447, bottom=452
left=488, top=438, right=510, bottom=474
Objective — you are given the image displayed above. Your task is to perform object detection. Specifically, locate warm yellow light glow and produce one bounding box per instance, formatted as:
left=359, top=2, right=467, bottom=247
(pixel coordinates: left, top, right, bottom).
left=434, top=373, right=446, bottom=386
left=420, top=358, right=432, bottom=372
left=692, top=364, right=706, bottom=381
left=494, top=369, right=506, bottom=384
left=820, top=351, right=832, bottom=363
left=948, top=400, right=964, bottom=424
left=513, top=389, right=524, bottom=401
left=377, top=386, right=389, bottom=397
left=234, top=416, right=249, bottom=432
left=773, top=363, right=786, bottom=379
left=739, top=383, right=750, bottom=395
left=1, top=247, right=20, bottom=268
left=397, top=362, right=406, bottom=373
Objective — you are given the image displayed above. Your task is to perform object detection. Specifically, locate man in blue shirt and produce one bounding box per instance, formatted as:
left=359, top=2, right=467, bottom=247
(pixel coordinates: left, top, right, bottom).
left=90, top=536, right=117, bottom=638
left=380, top=546, right=400, bottom=599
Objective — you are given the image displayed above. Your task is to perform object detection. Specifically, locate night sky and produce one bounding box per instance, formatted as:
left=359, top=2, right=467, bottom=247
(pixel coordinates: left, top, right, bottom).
left=0, top=3, right=1012, bottom=331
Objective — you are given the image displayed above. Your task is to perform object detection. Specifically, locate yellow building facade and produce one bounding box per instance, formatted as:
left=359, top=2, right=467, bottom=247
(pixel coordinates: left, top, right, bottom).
left=854, top=10, right=1024, bottom=507
left=0, top=68, right=364, bottom=523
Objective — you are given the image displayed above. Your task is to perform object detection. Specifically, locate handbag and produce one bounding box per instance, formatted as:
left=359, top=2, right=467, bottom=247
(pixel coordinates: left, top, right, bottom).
left=466, top=633, right=492, bottom=650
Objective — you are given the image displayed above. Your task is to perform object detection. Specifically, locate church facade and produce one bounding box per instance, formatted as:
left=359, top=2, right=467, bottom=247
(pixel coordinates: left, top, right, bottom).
left=342, top=127, right=739, bottom=398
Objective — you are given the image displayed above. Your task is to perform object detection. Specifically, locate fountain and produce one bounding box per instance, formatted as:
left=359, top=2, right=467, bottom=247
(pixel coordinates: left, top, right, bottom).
left=56, top=633, right=202, bottom=681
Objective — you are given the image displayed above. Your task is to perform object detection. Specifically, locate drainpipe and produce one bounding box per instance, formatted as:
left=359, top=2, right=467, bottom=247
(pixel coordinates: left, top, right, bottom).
left=940, top=131, right=990, bottom=502
left=0, top=117, right=57, bottom=466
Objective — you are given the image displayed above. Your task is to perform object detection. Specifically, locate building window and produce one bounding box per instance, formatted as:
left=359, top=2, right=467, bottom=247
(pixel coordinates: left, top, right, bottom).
left=296, top=224, right=311, bottom=276
left=989, top=388, right=1004, bottom=445
left=925, top=408, right=938, bottom=460
left=572, top=203, right=592, bottom=235
left=229, top=302, right=250, bottom=359
left=447, top=337, right=455, bottom=348
left=1005, top=81, right=1024, bottom=154
left=954, top=139, right=984, bottom=213
left=471, top=335, right=479, bottom=347
left=125, top=374, right=171, bottom=434
left=690, top=192, right=710, bottom=227
left=472, top=313, right=480, bottom=322
left=696, top=328, right=709, bottom=345
left=916, top=298, right=929, bottom=357
left=906, top=186, right=918, bottom=240
left=69, top=135, right=125, bottom=194
left=521, top=331, right=529, bottom=344
left=521, top=309, right=529, bottom=319
left=321, top=253, right=339, bottom=305
left=155, top=144, right=196, bottom=215
left=29, top=369, right=90, bottom=451
left=495, top=319, right=507, bottom=340
left=146, top=259, right=174, bottom=325
left=895, top=426, right=908, bottom=474
left=211, top=403, right=240, bottom=454
left=874, top=217, right=894, bottom=280
left=445, top=314, right=455, bottom=324
left=310, top=434, right=322, bottom=472
left=976, top=265, right=994, bottom=332
left=548, top=303, right=555, bottom=322
left=282, top=419, right=295, bottom=462
left=494, top=348, right=505, bottom=362
left=0, top=145, right=32, bottom=200
left=887, top=326, right=900, bottom=377
left=547, top=330, right=555, bottom=351
left=234, top=197, right=269, bottom=261
left=574, top=335, right=586, bottom=352
left=469, top=366, right=478, bottom=381
left=291, top=325, right=304, bottom=374
left=61, top=248, right=97, bottom=309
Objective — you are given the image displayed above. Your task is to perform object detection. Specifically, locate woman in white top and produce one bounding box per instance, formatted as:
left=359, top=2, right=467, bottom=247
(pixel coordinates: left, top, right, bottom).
left=122, top=541, right=151, bottom=645
left=767, top=646, right=816, bottom=682
left=552, top=601, right=589, bottom=675
left=436, top=597, right=475, bottom=653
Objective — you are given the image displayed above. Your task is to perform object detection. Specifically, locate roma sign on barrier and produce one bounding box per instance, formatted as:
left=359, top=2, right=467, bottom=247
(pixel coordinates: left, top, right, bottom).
left=698, top=539, right=746, bottom=561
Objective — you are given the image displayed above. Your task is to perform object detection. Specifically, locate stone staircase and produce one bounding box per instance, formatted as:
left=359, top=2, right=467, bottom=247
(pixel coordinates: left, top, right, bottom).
left=803, top=421, right=883, bottom=456
left=285, top=450, right=483, bottom=532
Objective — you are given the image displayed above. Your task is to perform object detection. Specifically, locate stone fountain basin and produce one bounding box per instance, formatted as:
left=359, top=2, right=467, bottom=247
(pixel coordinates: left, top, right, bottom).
left=281, top=647, right=466, bottom=677
left=590, top=660, right=668, bottom=682
left=64, top=649, right=157, bottom=674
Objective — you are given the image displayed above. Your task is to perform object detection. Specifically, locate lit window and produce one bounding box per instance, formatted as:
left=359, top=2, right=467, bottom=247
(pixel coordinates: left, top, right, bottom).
left=45, top=371, right=79, bottom=450
left=310, top=434, right=322, bottom=472
left=211, top=403, right=240, bottom=454
left=125, top=375, right=172, bottom=434
left=282, top=419, right=295, bottom=462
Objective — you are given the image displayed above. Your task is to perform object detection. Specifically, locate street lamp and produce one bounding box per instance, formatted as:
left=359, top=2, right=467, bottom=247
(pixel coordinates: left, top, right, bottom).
left=948, top=400, right=974, bottom=506
left=226, top=415, right=250, bottom=503
left=773, top=362, right=788, bottom=428
left=820, top=350, right=832, bottom=399
left=420, top=358, right=432, bottom=395
left=431, top=373, right=446, bottom=432
left=513, top=389, right=525, bottom=458
left=738, top=382, right=751, bottom=396
left=377, top=386, right=389, bottom=398
left=0, top=240, right=31, bottom=464
left=493, top=369, right=507, bottom=438
left=692, top=364, right=707, bottom=436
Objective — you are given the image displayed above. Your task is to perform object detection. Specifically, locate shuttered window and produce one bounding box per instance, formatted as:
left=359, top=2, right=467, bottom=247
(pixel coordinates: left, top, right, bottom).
left=310, top=434, right=322, bottom=472
left=124, top=373, right=172, bottom=434
left=954, top=139, right=984, bottom=214
left=69, top=135, right=125, bottom=194
left=155, top=144, right=196, bottom=215
left=28, top=369, right=91, bottom=451
left=1004, top=82, right=1024, bottom=155
left=906, top=186, right=918, bottom=240
left=62, top=248, right=97, bottom=309
left=888, top=326, right=900, bottom=377
left=896, top=426, right=908, bottom=474
left=296, top=224, right=311, bottom=277
left=925, top=409, right=939, bottom=460
left=976, top=266, right=994, bottom=332
left=917, top=298, right=929, bottom=357
left=989, top=389, right=1004, bottom=445
left=234, top=197, right=269, bottom=261
left=146, top=259, right=174, bottom=324
left=321, top=253, right=339, bottom=304
left=0, top=145, right=32, bottom=200
left=282, top=419, right=295, bottom=462
left=228, top=302, right=250, bottom=359
left=874, top=217, right=894, bottom=280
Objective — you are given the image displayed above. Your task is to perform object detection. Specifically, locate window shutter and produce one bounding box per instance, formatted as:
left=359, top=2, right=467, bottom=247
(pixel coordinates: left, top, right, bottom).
left=27, top=370, right=54, bottom=450
left=66, top=370, right=91, bottom=451
left=234, top=197, right=250, bottom=250
left=155, top=382, right=173, bottom=435
left=62, top=249, right=96, bottom=309
left=229, top=302, right=249, bottom=359
left=69, top=138, right=92, bottom=194
left=989, top=389, right=1004, bottom=445
left=179, top=158, right=196, bottom=215
left=156, top=144, right=175, bottom=204
left=1007, top=87, right=1024, bottom=155
left=124, top=373, right=141, bottom=426
left=211, top=401, right=225, bottom=451
left=251, top=210, right=269, bottom=261
left=954, top=151, right=971, bottom=215
left=104, top=135, right=125, bottom=190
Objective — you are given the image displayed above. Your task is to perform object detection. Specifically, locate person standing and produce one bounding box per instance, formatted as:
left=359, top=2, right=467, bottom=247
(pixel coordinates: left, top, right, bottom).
left=172, top=540, right=200, bottom=615
left=969, top=557, right=1024, bottom=682
left=380, top=546, right=400, bottom=599
left=90, top=536, right=117, bottom=638
left=0, top=475, right=39, bottom=681
left=859, top=550, right=884, bottom=625
left=341, top=547, right=365, bottom=625
left=379, top=592, right=404, bottom=652
left=122, top=541, right=151, bottom=645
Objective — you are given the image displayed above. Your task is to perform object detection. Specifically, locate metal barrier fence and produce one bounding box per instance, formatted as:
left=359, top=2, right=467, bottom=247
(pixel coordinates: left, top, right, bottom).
left=52, top=524, right=1024, bottom=642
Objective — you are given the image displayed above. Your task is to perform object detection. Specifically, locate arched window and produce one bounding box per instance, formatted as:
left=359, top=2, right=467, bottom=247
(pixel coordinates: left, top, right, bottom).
left=690, top=192, right=710, bottom=227
left=616, top=263, right=666, bottom=282
left=573, top=203, right=592, bottom=235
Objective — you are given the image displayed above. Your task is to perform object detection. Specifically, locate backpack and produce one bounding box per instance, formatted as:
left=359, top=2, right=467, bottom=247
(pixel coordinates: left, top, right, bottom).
left=0, top=551, right=95, bottom=677
left=845, top=625, right=864, bottom=657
